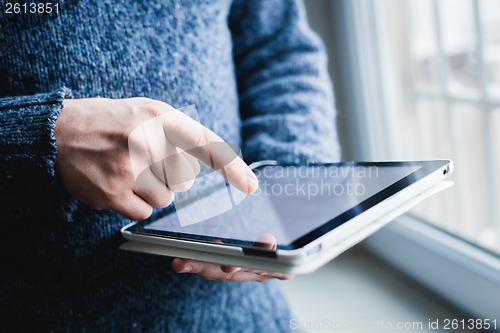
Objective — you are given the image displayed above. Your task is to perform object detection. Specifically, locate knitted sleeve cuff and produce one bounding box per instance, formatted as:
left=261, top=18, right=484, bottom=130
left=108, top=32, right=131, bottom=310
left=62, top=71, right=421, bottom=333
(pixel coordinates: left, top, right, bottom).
left=0, top=87, right=78, bottom=222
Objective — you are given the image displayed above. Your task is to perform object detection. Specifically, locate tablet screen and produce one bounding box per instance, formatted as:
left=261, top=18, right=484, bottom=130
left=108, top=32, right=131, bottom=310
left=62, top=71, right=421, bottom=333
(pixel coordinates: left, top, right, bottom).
left=129, top=161, right=450, bottom=249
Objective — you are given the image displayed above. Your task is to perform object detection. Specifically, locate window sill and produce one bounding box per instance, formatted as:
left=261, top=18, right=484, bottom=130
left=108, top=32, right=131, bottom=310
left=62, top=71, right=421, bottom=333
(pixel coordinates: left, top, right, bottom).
left=364, top=214, right=500, bottom=323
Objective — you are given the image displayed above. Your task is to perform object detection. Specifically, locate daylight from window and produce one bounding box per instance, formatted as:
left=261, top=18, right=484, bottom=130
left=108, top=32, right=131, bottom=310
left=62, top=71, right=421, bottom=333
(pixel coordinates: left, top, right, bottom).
left=385, top=0, right=500, bottom=253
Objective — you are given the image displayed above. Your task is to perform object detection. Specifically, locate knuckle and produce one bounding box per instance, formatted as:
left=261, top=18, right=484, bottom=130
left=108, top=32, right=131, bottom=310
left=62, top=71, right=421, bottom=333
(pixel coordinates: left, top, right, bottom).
left=111, top=159, right=133, bottom=178
left=168, top=179, right=195, bottom=193
left=153, top=190, right=174, bottom=208
left=141, top=100, right=172, bottom=120
left=144, top=105, right=162, bottom=119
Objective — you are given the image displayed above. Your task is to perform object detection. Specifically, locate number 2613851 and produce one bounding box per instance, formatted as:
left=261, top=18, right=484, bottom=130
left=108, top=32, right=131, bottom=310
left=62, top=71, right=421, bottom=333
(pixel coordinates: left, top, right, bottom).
left=5, top=3, right=59, bottom=14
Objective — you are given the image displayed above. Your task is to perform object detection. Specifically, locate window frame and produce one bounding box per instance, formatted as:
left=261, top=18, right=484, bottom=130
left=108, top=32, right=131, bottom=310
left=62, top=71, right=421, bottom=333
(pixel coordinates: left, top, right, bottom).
left=327, top=0, right=500, bottom=320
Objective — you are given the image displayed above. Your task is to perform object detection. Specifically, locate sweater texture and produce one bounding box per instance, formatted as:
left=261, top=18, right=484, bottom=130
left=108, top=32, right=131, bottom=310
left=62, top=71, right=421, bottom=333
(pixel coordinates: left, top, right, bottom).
left=0, top=0, right=340, bottom=331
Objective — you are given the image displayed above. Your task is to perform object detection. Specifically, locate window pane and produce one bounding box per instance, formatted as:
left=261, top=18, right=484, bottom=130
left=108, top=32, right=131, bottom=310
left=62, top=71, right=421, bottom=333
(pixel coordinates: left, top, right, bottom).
left=386, top=0, right=500, bottom=253
left=407, top=0, right=440, bottom=92
left=407, top=100, right=461, bottom=229
left=438, top=0, right=480, bottom=98
left=448, top=104, right=489, bottom=240
left=490, top=109, right=500, bottom=248
left=479, top=0, right=500, bottom=100
left=407, top=104, right=496, bottom=250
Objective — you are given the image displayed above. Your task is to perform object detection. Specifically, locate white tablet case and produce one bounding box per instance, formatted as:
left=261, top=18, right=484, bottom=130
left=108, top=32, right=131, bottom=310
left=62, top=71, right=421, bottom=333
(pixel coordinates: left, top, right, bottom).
left=120, top=181, right=454, bottom=275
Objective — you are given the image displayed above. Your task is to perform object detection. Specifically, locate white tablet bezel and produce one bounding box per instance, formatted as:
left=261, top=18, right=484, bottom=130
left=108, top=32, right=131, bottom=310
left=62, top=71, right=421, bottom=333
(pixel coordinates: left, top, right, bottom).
left=120, top=160, right=454, bottom=274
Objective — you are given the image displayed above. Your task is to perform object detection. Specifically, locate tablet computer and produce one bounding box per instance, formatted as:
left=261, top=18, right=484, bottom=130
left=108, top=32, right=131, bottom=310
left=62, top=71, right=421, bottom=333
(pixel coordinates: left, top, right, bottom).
left=120, top=160, right=454, bottom=274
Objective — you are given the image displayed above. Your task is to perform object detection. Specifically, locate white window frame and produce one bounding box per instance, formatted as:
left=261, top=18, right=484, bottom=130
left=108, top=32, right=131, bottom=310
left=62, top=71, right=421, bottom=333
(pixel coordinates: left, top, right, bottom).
left=329, top=0, right=500, bottom=321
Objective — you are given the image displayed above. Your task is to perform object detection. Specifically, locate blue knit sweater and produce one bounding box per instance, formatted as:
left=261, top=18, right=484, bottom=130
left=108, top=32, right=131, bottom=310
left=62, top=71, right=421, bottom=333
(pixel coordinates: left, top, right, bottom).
left=0, top=0, right=340, bottom=331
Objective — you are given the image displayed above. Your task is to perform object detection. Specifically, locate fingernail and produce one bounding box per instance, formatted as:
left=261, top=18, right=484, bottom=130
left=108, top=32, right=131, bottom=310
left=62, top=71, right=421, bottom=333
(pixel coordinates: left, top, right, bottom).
left=247, top=176, right=258, bottom=193
left=180, top=265, right=192, bottom=273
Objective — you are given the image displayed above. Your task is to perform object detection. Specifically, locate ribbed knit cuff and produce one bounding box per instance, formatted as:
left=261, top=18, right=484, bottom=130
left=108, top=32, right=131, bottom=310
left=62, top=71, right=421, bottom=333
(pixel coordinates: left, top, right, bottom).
left=0, top=87, right=78, bottom=221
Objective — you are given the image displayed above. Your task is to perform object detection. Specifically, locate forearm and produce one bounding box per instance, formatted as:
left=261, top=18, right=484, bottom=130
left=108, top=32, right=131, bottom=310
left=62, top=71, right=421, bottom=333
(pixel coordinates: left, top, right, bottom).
left=0, top=87, right=78, bottom=221
left=229, top=0, right=341, bottom=164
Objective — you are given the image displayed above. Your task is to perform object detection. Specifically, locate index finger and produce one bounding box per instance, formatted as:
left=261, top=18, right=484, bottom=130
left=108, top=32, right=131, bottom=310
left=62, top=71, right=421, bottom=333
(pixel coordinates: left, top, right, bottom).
left=160, top=106, right=258, bottom=194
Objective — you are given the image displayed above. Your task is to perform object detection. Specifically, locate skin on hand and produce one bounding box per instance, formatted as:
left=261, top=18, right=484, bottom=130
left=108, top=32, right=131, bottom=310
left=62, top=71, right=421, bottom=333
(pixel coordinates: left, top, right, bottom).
left=54, top=97, right=258, bottom=220
left=54, top=97, right=283, bottom=283
left=172, top=233, right=295, bottom=282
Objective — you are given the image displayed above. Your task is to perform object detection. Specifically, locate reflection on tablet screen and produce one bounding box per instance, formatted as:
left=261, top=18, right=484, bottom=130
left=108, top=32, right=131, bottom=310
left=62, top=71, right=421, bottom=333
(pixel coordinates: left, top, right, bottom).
left=144, top=164, right=420, bottom=246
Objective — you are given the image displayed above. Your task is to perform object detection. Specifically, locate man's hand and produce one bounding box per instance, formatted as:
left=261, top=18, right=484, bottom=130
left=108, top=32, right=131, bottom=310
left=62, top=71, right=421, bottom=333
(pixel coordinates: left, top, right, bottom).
left=171, top=234, right=295, bottom=282
left=54, top=97, right=258, bottom=220
left=171, top=260, right=294, bottom=282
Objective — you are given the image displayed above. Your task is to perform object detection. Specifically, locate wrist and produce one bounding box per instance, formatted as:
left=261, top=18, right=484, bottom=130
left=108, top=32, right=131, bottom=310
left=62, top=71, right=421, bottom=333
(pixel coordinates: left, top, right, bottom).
left=55, top=98, right=75, bottom=149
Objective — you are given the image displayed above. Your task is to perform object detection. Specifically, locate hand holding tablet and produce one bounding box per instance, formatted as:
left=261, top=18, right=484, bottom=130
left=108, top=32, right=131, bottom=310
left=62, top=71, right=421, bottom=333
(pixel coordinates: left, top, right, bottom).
left=172, top=234, right=294, bottom=282
left=121, top=160, right=454, bottom=275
